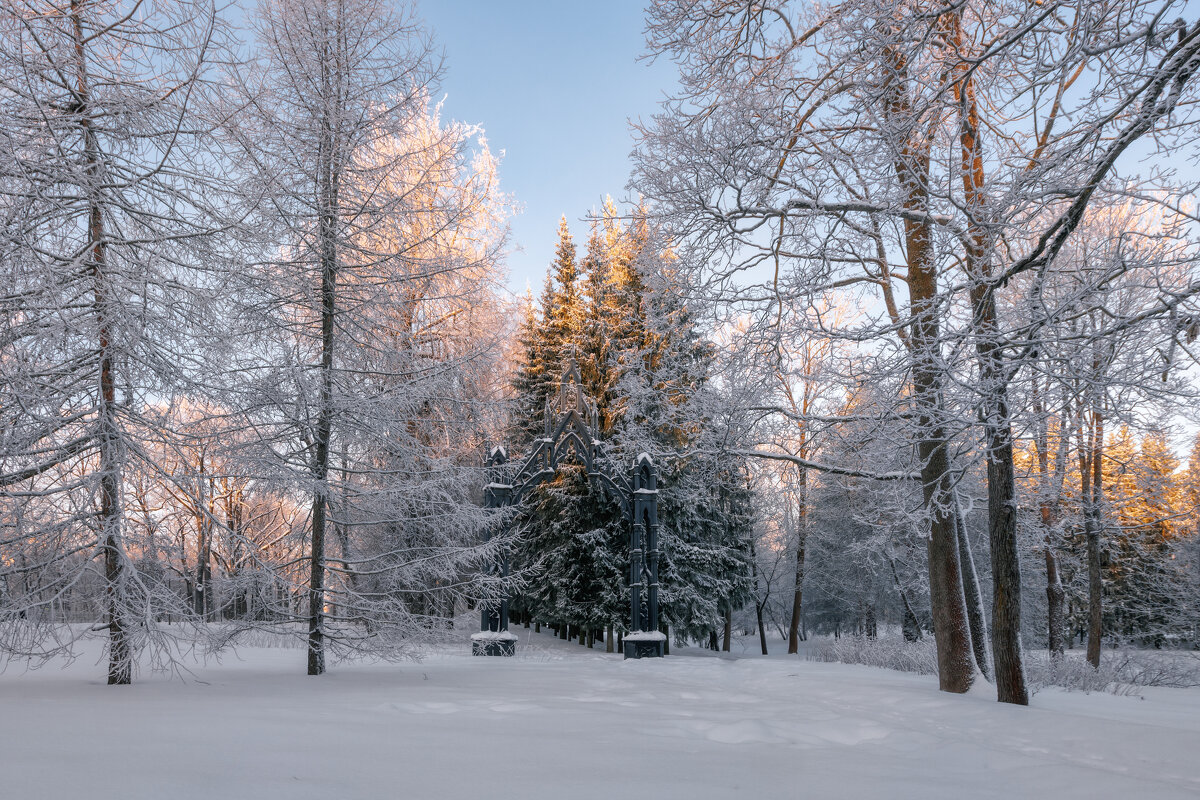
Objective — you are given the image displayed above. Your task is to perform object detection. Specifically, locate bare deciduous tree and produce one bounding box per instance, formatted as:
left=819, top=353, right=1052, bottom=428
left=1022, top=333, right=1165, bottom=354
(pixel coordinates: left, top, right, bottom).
left=1, top=0, right=233, bottom=683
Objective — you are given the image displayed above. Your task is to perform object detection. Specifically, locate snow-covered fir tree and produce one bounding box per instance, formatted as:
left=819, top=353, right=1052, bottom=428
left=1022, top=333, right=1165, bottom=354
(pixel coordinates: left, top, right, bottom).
left=509, top=204, right=752, bottom=645
left=512, top=217, right=582, bottom=445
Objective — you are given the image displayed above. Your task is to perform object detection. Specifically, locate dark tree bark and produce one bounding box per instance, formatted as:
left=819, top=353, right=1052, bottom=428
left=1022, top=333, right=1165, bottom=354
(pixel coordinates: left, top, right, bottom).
left=1044, top=548, right=1066, bottom=657
left=981, top=408, right=1027, bottom=703
left=193, top=464, right=213, bottom=621
left=787, top=461, right=808, bottom=654
left=756, top=604, right=769, bottom=655
left=902, top=607, right=922, bottom=642
left=1082, top=402, right=1105, bottom=669
left=748, top=540, right=770, bottom=655
left=890, top=556, right=922, bottom=643
left=722, top=605, right=732, bottom=652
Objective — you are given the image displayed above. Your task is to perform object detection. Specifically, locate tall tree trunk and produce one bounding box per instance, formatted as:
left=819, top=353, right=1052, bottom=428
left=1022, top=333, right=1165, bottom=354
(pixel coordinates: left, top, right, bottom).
left=968, top=260, right=1026, bottom=702
left=1046, top=494, right=1065, bottom=662
left=308, top=144, right=337, bottom=679
left=954, top=496, right=992, bottom=680
left=1033, top=379, right=1068, bottom=661
left=910, top=259, right=973, bottom=693
left=883, top=38, right=974, bottom=693
left=981, top=404, right=1027, bottom=703
left=786, top=534, right=806, bottom=653
left=73, top=0, right=130, bottom=686
left=889, top=557, right=922, bottom=642
left=787, top=459, right=807, bottom=654
left=307, top=395, right=331, bottom=676
left=194, top=458, right=212, bottom=620
left=1083, top=403, right=1105, bottom=668
left=99, top=322, right=128, bottom=685
left=750, top=539, right=769, bottom=655
left=1045, top=547, right=1065, bottom=658
left=949, top=6, right=1026, bottom=703
left=722, top=605, right=732, bottom=652
left=307, top=24, right=347, bottom=676
left=331, top=444, right=360, bottom=623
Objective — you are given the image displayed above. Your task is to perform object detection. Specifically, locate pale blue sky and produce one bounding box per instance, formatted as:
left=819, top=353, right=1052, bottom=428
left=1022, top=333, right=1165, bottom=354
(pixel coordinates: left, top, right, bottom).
left=419, top=1, right=676, bottom=295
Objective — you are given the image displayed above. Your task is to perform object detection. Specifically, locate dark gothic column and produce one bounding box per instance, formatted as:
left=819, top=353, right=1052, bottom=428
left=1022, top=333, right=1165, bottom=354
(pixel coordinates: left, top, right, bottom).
left=629, top=503, right=645, bottom=629
left=646, top=472, right=661, bottom=634
left=626, top=454, right=664, bottom=659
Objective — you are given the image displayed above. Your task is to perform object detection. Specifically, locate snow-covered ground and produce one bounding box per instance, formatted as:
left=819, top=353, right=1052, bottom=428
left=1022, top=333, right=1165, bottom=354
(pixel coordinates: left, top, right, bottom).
left=3, top=628, right=1199, bottom=799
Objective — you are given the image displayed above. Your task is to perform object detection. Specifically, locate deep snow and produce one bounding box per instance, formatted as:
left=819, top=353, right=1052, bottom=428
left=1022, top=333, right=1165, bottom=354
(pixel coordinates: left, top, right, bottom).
left=2, top=628, right=1198, bottom=799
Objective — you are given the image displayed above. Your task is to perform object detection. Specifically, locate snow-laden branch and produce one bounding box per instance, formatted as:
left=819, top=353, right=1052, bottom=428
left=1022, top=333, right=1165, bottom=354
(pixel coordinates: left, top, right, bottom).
left=733, top=448, right=919, bottom=481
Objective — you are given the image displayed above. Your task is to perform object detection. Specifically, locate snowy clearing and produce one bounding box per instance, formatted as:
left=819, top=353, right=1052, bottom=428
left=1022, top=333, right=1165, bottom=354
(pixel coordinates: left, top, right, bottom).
left=3, top=629, right=1199, bottom=799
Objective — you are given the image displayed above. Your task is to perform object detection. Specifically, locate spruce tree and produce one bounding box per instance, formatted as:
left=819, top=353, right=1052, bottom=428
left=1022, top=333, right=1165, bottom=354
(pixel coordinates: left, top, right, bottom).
left=521, top=465, right=626, bottom=634
left=1112, top=430, right=1186, bottom=643
left=510, top=217, right=623, bottom=632
left=613, top=210, right=753, bottom=643
left=512, top=217, right=582, bottom=444
left=509, top=205, right=753, bottom=644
